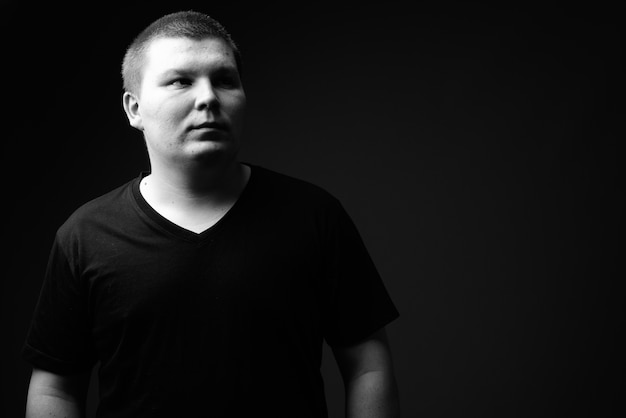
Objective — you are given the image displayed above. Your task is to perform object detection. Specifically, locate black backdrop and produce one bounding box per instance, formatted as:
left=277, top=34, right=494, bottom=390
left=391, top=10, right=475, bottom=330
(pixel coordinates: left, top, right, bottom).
left=1, top=1, right=622, bottom=417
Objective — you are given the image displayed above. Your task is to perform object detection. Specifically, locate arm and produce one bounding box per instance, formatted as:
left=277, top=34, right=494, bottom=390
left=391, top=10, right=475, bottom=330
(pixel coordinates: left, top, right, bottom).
left=332, top=327, right=400, bottom=418
left=25, top=367, right=90, bottom=418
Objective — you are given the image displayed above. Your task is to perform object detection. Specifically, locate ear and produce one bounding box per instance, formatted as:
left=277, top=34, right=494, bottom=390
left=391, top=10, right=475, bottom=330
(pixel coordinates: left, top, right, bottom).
left=122, top=91, right=144, bottom=131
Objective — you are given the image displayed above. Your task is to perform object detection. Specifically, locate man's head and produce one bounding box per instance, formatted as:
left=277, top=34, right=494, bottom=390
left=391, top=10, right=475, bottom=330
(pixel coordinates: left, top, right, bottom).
left=122, top=10, right=242, bottom=96
left=121, top=11, right=247, bottom=169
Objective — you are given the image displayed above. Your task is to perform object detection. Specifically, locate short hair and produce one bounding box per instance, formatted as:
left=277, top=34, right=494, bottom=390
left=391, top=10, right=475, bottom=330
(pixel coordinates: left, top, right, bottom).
left=121, top=10, right=242, bottom=94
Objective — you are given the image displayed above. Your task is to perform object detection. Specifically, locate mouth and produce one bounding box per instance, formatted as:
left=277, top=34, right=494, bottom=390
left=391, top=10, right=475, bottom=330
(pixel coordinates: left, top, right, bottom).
left=191, top=121, right=228, bottom=131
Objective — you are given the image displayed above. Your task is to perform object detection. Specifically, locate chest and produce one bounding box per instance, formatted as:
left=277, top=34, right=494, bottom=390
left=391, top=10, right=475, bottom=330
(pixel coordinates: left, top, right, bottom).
left=82, top=220, right=325, bottom=357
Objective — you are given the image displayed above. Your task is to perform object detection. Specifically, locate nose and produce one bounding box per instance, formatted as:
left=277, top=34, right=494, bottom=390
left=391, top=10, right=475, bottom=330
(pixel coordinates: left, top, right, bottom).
left=194, top=79, right=219, bottom=111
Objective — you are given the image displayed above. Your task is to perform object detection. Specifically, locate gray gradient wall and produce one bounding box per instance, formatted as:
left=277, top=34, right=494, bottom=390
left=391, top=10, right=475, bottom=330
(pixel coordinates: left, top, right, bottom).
left=2, top=2, right=621, bottom=417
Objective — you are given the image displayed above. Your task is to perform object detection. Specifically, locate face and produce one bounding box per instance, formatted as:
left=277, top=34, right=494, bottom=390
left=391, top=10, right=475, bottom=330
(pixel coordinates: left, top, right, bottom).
left=123, top=37, right=246, bottom=168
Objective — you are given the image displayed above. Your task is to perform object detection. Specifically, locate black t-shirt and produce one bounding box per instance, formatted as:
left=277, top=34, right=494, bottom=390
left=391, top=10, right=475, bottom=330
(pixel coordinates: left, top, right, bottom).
left=23, top=164, right=399, bottom=417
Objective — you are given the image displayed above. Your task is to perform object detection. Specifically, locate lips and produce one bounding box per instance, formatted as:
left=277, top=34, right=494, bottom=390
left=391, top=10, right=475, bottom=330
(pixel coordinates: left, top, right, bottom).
left=191, top=121, right=228, bottom=131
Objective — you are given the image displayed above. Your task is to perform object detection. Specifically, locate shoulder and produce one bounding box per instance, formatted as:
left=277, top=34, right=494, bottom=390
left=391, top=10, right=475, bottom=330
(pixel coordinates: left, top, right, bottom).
left=56, top=177, right=138, bottom=241
left=248, top=164, right=340, bottom=209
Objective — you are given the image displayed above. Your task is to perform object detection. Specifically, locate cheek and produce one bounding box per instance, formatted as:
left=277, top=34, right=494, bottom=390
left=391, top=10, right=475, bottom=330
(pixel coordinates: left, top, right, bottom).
left=226, top=97, right=246, bottom=123
left=142, top=95, right=190, bottom=126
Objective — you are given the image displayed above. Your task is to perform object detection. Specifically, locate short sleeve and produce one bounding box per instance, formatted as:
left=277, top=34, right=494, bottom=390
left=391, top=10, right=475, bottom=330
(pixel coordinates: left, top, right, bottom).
left=322, top=199, right=399, bottom=347
left=22, top=234, right=96, bottom=374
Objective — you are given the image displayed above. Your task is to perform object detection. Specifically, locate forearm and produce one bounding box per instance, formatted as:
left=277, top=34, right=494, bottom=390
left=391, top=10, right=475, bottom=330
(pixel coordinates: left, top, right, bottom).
left=344, top=370, right=400, bottom=418
left=26, top=368, right=88, bottom=418
left=26, top=392, right=85, bottom=418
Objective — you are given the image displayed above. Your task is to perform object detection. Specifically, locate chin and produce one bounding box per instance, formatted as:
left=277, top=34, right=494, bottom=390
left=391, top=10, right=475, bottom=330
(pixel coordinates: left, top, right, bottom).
left=188, top=143, right=239, bottom=165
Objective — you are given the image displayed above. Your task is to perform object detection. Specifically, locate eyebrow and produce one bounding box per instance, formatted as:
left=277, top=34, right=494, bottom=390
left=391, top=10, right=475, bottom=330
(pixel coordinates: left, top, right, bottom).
left=158, top=65, right=238, bottom=80
left=159, top=69, right=191, bottom=79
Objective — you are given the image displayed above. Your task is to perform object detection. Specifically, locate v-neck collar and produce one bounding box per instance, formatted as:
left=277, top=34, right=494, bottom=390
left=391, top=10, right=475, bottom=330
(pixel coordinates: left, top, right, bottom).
left=131, top=163, right=256, bottom=244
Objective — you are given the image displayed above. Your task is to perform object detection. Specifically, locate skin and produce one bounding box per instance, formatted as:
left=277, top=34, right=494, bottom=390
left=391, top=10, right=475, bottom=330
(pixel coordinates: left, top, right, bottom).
left=124, top=36, right=246, bottom=171
left=334, top=328, right=401, bottom=418
left=26, top=35, right=400, bottom=417
left=26, top=368, right=89, bottom=418
left=122, top=36, right=250, bottom=233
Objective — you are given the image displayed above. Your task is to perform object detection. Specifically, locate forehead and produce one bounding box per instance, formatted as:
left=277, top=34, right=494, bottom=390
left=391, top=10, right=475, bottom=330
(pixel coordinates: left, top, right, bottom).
left=143, top=37, right=236, bottom=73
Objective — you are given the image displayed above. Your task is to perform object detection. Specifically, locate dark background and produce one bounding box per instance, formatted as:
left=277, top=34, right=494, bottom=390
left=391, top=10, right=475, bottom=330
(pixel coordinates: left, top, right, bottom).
left=1, top=1, right=622, bottom=417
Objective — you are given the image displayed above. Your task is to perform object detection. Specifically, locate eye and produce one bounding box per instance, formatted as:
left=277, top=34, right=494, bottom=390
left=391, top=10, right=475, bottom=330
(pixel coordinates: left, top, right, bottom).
left=170, top=78, right=192, bottom=87
left=214, top=77, right=234, bottom=88
left=213, top=72, right=240, bottom=89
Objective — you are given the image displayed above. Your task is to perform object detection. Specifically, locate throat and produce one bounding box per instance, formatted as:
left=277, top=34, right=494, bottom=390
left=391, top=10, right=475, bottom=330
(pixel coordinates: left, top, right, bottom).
left=159, top=205, right=230, bottom=234
left=139, top=164, right=251, bottom=234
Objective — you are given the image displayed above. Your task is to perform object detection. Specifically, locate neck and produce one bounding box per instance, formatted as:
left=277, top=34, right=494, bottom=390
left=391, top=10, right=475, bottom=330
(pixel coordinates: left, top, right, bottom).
left=142, top=158, right=249, bottom=210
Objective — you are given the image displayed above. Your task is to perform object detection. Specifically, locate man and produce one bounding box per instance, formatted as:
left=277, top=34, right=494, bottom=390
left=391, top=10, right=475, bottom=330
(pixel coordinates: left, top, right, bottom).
left=23, top=11, right=400, bottom=418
